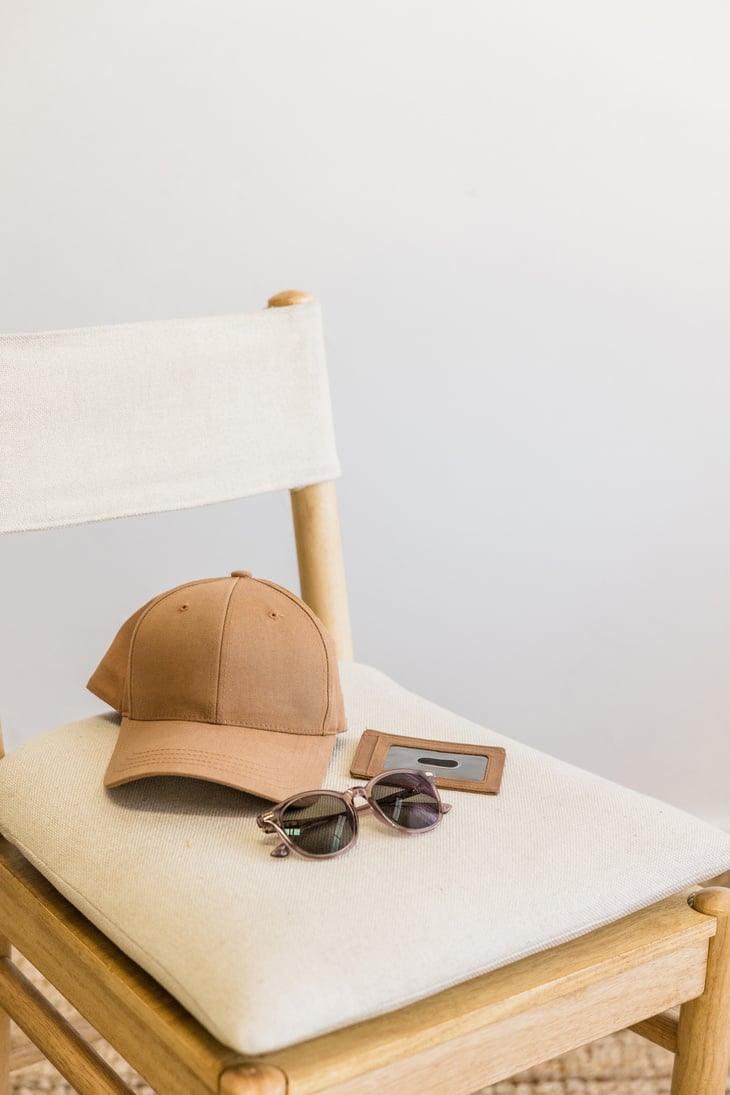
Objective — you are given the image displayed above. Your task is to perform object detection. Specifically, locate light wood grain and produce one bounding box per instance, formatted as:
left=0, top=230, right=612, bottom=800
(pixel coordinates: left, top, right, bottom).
left=0, top=838, right=245, bottom=1095
left=671, top=887, right=730, bottom=1094
left=707, top=870, right=730, bottom=888
left=629, top=1008, right=679, bottom=1052
left=290, top=942, right=706, bottom=1095
left=267, top=289, right=316, bottom=308
left=10, top=1013, right=103, bottom=1072
left=0, top=957, right=132, bottom=1095
left=259, top=888, right=713, bottom=1094
left=0, top=943, right=8, bottom=1095
left=0, top=725, right=7, bottom=1095
left=266, top=288, right=354, bottom=660
left=219, top=1063, right=287, bottom=1094
left=290, top=481, right=353, bottom=660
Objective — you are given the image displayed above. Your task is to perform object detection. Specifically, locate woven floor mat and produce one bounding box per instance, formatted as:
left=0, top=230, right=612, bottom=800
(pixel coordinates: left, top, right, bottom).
left=8, top=952, right=730, bottom=1094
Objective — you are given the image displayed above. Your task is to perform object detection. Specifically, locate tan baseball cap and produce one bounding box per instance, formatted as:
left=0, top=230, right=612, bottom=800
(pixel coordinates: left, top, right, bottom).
left=87, top=571, right=347, bottom=802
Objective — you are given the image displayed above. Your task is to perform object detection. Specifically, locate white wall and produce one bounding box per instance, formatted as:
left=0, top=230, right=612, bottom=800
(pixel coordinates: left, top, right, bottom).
left=2, top=1, right=729, bottom=825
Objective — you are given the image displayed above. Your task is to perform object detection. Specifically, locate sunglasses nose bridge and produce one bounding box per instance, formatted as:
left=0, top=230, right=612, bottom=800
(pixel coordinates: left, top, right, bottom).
left=347, top=786, right=370, bottom=809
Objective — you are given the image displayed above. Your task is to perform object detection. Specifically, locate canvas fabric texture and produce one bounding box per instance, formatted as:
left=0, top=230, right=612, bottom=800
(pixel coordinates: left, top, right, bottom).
left=2, top=660, right=730, bottom=1056
left=0, top=300, right=340, bottom=533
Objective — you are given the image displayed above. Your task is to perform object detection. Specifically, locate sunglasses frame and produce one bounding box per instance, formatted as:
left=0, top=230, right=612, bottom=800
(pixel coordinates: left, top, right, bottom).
left=256, top=767, right=452, bottom=860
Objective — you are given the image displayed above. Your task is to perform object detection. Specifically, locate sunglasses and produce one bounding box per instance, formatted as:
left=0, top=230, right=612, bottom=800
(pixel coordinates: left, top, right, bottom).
left=256, top=768, right=452, bottom=859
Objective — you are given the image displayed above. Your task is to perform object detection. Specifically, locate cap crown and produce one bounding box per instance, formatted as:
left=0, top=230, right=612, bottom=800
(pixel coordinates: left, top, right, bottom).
left=89, top=574, right=345, bottom=736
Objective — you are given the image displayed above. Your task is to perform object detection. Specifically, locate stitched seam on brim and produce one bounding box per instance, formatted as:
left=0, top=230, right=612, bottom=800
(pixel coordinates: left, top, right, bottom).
left=109, top=746, right=330, bottom=775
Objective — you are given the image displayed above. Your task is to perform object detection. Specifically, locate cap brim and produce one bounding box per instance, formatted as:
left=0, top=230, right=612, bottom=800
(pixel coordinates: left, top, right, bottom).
left=104, top=717, right=338, bottom=802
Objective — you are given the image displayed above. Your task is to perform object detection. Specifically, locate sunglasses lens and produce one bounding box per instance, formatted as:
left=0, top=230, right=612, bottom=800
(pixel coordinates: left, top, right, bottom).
left=370, top=772, right=441, bottom=830
left=280, top=794, right=355, bottom=856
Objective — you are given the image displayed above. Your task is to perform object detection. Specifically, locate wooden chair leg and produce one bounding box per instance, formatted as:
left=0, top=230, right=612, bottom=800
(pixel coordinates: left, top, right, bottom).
left=671, top=887, right=730, bottom=1094
left=0, top=934, right=9, bottom=1095
left=0, top=728, right=9, bottom=1095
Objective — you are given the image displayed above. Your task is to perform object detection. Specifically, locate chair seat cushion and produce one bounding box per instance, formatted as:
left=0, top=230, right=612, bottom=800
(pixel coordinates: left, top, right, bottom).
left=2, top=661, right=730, bottom=1055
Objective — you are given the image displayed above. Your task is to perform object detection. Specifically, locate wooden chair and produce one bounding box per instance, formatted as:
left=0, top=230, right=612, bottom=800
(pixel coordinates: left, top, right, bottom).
left=1, top=290, right=730, bottom=1095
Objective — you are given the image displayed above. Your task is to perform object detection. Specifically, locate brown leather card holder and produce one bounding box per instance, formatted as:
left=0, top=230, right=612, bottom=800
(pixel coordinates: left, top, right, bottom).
left=350, top=729, right=506, bottom=794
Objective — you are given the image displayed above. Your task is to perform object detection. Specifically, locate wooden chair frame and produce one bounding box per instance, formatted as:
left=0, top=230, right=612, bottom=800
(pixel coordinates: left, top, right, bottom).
left=1, top=290, right=729, bottom=1095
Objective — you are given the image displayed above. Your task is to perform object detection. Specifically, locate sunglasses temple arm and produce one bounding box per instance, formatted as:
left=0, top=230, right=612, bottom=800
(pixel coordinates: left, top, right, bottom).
left=372, top=786, right=441, bottom=806
left=371, top=784, right=451, bottom=813
left=289, top=813, right=351, bottom=832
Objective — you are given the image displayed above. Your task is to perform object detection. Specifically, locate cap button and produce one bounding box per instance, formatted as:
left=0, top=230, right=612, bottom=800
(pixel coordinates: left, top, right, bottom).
left=231, top=570, right=253, bottom=578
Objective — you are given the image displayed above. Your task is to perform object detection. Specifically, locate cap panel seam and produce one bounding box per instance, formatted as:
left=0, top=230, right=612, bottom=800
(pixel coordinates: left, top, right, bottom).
left=214, top=579, right=238, bottom=723
left=110, top=748, right=327, bottom=765
left=217, top=576, right=248, bottom=720
left=127, top=578, right=228, bottom=715
left=256, top=579, right=330, bottom=729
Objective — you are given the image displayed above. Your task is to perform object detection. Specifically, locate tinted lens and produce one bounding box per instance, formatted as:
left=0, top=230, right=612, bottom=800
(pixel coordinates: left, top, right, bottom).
left=370, top=772, right=440, bottom=830
left=280, top=794, right=355, bottom=856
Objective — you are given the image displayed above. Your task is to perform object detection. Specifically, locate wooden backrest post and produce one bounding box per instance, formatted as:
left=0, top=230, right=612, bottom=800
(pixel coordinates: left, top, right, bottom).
left=268, top=292, right=354, bottom=661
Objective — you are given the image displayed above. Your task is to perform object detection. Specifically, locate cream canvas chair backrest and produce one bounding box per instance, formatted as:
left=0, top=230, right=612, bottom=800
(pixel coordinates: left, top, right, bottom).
left=0, top=289, right=352, bottom=658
